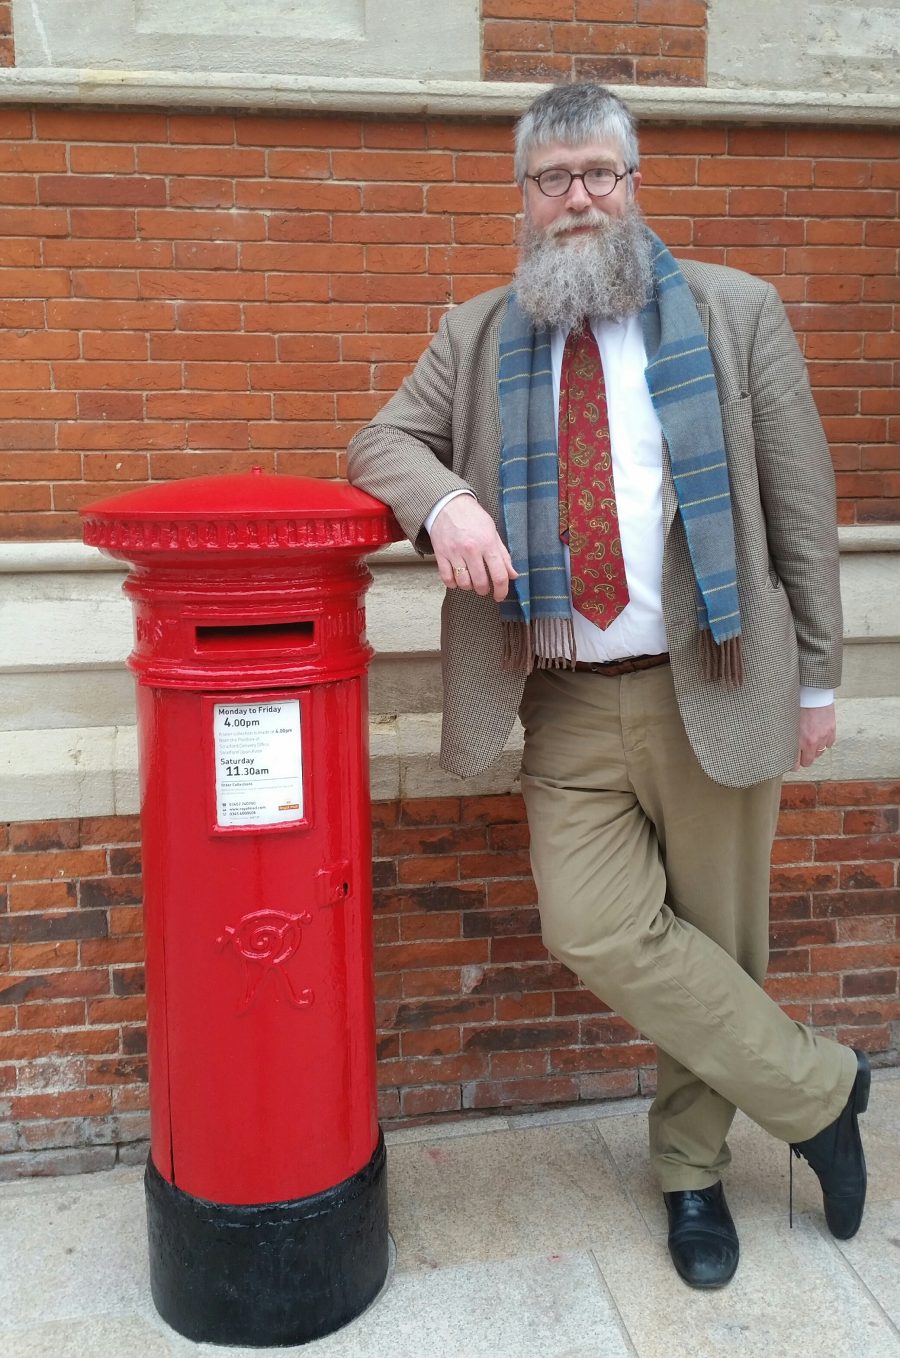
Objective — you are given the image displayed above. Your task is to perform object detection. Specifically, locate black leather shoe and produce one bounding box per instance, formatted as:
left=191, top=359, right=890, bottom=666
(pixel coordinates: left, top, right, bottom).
left=663, top=1181, right=739, bottom=1289
left=790, top=1049, right=870, bottom=1240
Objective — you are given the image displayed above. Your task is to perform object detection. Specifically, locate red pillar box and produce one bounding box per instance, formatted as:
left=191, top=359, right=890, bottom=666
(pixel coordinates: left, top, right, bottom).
left=81, top=469, right=402, bottom=1347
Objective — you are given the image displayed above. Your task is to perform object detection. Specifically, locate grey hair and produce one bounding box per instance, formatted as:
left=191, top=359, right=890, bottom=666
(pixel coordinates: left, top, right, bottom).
left=513, top=82, right=640, bottom=185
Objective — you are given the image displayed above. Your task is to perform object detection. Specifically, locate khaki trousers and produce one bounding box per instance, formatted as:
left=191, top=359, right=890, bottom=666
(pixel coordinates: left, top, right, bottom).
left=519, top=664, right=857, bottom=1191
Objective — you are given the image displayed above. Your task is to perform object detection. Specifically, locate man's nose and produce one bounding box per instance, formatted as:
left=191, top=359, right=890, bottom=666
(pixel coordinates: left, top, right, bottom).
left=565, top=176, right=593, bottom=210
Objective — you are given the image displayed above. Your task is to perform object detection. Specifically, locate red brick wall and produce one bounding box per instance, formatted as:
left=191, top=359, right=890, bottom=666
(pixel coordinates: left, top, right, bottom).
left=0, top=4, right=13, bottom=68
left=483, top=0, right=708, bottom=85
left=0, top=108, right=898, bottom=538
left=2, top=786, right=898, bottom=1171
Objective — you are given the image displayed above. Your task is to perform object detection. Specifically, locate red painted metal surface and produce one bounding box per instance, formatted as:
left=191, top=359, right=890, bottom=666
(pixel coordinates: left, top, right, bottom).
left=82, top=470, right=402, bottom=1206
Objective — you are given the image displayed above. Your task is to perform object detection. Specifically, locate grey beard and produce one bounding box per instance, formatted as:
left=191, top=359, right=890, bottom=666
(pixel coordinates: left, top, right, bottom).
left=514, top=206, right=654, bottom=329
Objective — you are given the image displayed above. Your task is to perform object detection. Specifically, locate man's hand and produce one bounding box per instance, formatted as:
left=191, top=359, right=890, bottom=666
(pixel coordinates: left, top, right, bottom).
left=430, top=495, right=518, bottom=603
left=794, top=703, right=836, bottom=770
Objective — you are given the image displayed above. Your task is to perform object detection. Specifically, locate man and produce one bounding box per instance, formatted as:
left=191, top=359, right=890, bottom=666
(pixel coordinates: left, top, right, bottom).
left=347, top=83, right=868, bottom=1288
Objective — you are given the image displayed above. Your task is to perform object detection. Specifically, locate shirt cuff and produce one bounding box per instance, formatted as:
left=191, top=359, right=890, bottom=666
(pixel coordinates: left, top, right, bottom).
left=424, top=488, right=476, bottom=535
left=799, top=687, right=835, bottom=708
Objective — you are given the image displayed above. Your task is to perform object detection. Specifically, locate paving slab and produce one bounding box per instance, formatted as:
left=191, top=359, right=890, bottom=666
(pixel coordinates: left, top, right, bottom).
left=591, top=1208, right=900, bottom=1358
left=387, top=1120, right=634, bottom=1271
left=0, top=1174, right=148, bottom=1331
left=834, top=1198, right=900, bottom=1331
left=2, top=1085, right=899, bottom=1357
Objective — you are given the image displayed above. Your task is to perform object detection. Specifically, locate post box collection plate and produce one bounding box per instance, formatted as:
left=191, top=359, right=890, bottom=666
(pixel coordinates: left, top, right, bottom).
left=212, top=696, right=305, bottom=830
left=82, top=470, right=402, bottom=1347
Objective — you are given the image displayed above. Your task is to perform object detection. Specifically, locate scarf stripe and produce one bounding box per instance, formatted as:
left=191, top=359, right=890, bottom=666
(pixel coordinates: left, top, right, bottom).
left=497, top=227, right=742, bottom=666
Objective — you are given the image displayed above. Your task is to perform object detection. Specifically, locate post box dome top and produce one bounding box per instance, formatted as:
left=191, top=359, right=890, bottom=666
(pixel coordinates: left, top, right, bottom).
left=81, top=468, right=403, bottom=562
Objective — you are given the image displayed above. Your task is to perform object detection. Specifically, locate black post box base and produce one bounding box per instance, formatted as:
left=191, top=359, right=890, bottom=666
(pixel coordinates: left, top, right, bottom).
left=145, top=1133, right=389, bottom=1347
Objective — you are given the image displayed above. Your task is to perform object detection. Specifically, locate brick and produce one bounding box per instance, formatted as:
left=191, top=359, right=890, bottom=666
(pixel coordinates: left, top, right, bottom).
left=837, top=1024, right=891, bottom=1050
left=399, top=1085, right=461, bottom=1118
left=484, top=0, right=573, bottom=15
left=39, top=176, right=166, bottom=208
left=840, top=863, right=895, bottom=890
left=236, top=116, right=362, bottom=149
left=463, top=1021, right=579, bottom=1052
left=786, top=128, right=900, bottom=159
left=12, top=1089, right=113, bottom=1121
left=0, top=911, right=108, bottom=945
left=815, top=834, right=900, bottom=862
left=397, top=856, right=459, bottom=885
left=8, top=820, right=81, bottom=852
left=842, top=970, right=897, bottom=998
left=770, top=837, right=813, bottom=865
left=401, top=1028, right=462, bottom=1058
left=486, top=879, right=538, bottom=907
left=765, top=974, right=838, bottom=1002
left=122, top=1027, right=148, bottom=1056
left=463, top=1077, right=578, bottom=1109
left=87, top=996, right=147, bottom=1024
left=770, top=866, right=839, bottom=893
left=85, top=1056, right=148, bottom=1085
left=17, top=1001, right=86, bottom=1030
left=400, top=913, right=462, bottom=942
left=377, top=1055, right=488, bottom=1088
left=490, top=1051, right=548, bottom=1080
left=580, top=1069, right=641, bottom=1100
left=637, top=0, right=706, bottom=21
left=378, top=1089, right=400, bottom=1120
left=484, top=52, right=574, bottom=81
left=0, top=969, right=108, bottom=1004
left=554, top=22, right=660, bottom=55
left=634, top=55, right=705, bottom=83
left=8, top=941, right=79, bottom=971
left=495, top=992, right=554, bottom=1022
left=856, top=911, right=900, bottom=947
left=399, top=968, right=462, bottom=999
left=376, top=940, right=487, bottom=970
left=491, top=936, right=550, bottom=963
left=814, top=891, right=900, bottom=919
left=555, top=1042, right=657, bottom=1072
left=843, top=808, right=899, bottom=834
left=811, top=942, right=900, bottom=972
left=55, top=362, right=182, bottom=392
left=770, top=920, right=836, bottom=948
left=81, top=939, right=145, bottom=969
left=768, top=948, right=810, bottom=974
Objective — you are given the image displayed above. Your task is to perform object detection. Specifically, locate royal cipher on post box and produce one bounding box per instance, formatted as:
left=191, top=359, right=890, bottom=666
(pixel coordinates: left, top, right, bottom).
left=81, top=469, right=402, bottom=1348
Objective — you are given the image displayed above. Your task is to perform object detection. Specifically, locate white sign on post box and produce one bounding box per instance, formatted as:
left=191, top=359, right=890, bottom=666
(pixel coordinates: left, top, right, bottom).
left=213, top=699, right=303, bottom=828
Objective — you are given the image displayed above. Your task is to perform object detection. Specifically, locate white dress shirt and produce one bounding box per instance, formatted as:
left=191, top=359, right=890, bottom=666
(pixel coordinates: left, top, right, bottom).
left=425, top=312, right=831, bottom=706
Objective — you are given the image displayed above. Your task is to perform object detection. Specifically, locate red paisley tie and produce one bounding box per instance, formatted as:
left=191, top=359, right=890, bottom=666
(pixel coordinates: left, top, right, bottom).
left=558, top=324, right=629, bottom=629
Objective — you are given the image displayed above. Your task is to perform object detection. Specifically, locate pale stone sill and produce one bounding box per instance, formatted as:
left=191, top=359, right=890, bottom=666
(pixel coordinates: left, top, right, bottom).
left=0, top=69, right=898, bottom=125
left=2, top=527, right=898, bottom=576
left=3, top=532, right=899, bottom=819
left=4, top=697, right=900, bottom=822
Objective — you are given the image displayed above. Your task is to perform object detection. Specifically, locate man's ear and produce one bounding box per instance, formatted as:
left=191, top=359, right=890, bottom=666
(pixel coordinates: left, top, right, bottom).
left=630, top=169, right=642, bottom=200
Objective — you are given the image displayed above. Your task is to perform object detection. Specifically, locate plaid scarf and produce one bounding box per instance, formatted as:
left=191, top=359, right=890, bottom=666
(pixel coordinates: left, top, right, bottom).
left=497, top=227, right=743, bottom=683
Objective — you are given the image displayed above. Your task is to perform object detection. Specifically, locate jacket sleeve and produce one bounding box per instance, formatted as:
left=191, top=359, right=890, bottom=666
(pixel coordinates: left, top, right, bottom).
left=346, top=311, right=476, bottom=553
left=748, top=283, right=842, bottom=689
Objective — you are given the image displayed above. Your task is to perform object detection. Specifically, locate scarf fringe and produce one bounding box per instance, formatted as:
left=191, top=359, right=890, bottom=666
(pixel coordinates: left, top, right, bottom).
left=502, top=617, right=576, bottom=674
left=699, top=629, right=744, bottom=688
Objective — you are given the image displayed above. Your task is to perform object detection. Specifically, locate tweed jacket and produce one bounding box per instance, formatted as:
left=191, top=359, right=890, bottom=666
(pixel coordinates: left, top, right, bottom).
left=347, top=260, right=842, bottom=788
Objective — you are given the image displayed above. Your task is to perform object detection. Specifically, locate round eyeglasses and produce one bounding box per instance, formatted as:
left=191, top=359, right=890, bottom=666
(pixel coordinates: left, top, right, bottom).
left=528, top=167, right=634, bottom=198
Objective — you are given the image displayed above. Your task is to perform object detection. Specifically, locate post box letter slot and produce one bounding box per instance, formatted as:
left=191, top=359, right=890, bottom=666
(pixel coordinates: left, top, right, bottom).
left=195, top=621, right=315, bottom=653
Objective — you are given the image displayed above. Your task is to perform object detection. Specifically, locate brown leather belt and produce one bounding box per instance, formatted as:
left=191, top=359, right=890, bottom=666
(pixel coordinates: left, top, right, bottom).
left=572, top=652, right=670, bottom=677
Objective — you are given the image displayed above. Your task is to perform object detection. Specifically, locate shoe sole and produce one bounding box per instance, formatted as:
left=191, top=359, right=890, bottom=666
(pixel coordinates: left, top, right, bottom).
left=827, top=1049, right=870, bottom=1240
left=854, top=1050, right=871, bottom=1115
